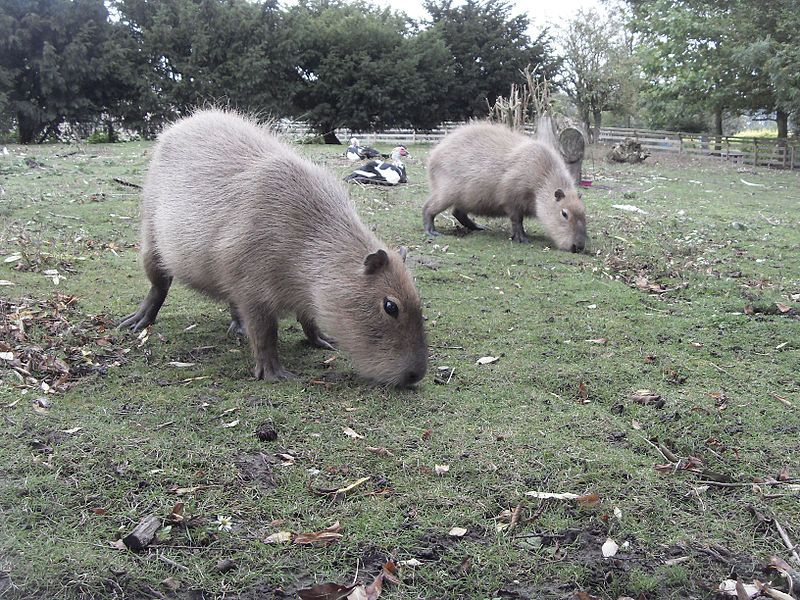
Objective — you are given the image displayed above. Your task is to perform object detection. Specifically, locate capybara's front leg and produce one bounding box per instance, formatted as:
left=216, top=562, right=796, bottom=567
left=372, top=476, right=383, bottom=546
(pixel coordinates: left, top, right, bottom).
left=241, top=305, right=296, bottom=381
left=510, top=213, right=530, bottom=243
left=118, top=247, right=172, bottom=331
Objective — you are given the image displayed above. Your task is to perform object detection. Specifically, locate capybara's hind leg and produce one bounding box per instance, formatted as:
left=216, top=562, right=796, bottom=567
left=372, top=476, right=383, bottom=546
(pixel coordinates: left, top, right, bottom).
left=228, top=304, right=245, bottom=336
left=452, top=208, right=486, bottom=231
left=298, top=315, right=335, bottom=350
left=241, top=305, right=296, bottom=381
left=118, top=245, right=172, bottom=331
left=509, top=213, right=530, bottom=244
left=422, top=193, right=452, bottom=236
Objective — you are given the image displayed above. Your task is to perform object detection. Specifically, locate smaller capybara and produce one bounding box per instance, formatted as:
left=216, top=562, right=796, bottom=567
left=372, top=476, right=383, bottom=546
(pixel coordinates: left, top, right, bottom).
left=422, top=122, right=587, bottom=252
left=119, top=110, right=427, bottom=386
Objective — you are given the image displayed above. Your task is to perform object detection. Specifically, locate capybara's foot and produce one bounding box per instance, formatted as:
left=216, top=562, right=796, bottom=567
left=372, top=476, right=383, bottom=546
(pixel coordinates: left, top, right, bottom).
left=512, top=232, right=531, bottom=243
left=308, top=334, right=335, bottom=350
left=425, top=227, right=441, bottom=237
left=118, top=307, right=156, bottom=332
left=254, top=362, right=297, bottom=381
left=452, top=209, right=485, bottom=231
left=227, top=319, right=246, bottom=336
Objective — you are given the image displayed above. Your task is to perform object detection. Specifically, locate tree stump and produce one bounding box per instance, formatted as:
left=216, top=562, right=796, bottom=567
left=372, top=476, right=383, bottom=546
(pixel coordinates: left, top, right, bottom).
left=559, top=127, right=586, bottom=183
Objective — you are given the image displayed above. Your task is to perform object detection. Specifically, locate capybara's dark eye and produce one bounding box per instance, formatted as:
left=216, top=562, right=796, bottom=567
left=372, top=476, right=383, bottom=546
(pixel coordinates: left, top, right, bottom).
left=561, top=209, right=569, bottom=220
left=383, top=298, right=399, bottom=318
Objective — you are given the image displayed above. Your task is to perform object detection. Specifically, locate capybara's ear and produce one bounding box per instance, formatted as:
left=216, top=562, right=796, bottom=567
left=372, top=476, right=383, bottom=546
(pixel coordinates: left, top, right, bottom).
left=364, top=249, right=389, bottom=274
left=397, top=246, right=408, bottom=262
left=555, top=189, right=565, bottom=201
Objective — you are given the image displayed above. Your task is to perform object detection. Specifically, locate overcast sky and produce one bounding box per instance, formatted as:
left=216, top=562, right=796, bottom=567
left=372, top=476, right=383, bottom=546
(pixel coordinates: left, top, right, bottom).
left=372, top=0, right=607, bottom=31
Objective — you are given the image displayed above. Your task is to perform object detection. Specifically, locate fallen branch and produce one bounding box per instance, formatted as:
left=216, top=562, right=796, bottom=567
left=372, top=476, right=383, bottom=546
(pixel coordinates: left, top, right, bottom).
left=774, top=518, right=800, bottom=566
left=113, top=178, right=142, bottom=189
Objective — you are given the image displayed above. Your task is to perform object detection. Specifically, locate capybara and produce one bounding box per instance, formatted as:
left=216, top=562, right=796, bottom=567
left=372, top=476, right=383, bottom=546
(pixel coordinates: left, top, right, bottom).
left=119, top=110, right=427, bottom=386
left=422, top=121, right=587, bottom=252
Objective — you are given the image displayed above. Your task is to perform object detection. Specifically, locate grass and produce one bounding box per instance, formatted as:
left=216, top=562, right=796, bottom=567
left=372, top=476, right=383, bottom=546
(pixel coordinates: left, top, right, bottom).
left=1, top=139, right=799, bottom=600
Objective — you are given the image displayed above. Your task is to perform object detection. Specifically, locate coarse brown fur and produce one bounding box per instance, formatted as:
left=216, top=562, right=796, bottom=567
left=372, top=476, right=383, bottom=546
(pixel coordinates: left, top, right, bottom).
left=422, top=121, right=587, bottom=251
left=119, top=109, right=427, bottom=386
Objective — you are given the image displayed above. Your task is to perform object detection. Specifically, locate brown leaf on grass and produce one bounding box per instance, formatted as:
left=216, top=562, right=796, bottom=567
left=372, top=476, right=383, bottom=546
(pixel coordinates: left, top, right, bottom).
left=576, top=492, right=601, bottom=506
left=166, top=502, right=184, bottom=524
left=91, top=507, right=108, bottom=515
left=630, top=390, right=663, bottom=407
left=421, top=428, right=432, bottom=441
left=366, top=446, right=393, bottom=457
left=743, top=305, right=755, bottom=315
left=362, top=560, right=400, bottom=600
left=577, top=381, right=589, bottom=404
left=776, top=303, right=792, bottom=314
left=586, top=338, right=608, bottom=345
left=293, top=521, right=343, bottom=546
left=777, top=466, right=791, bottom=481
left=297, top=582, right=357, bottom=600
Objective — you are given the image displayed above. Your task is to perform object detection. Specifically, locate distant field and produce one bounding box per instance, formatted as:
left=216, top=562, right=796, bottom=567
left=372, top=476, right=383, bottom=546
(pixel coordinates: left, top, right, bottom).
left=1, top=140, right=799, bottom=599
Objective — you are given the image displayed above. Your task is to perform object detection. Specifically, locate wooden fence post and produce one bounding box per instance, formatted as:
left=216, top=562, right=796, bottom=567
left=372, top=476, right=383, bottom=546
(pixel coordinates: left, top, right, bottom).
left=753, top=139, right=758, bottom=166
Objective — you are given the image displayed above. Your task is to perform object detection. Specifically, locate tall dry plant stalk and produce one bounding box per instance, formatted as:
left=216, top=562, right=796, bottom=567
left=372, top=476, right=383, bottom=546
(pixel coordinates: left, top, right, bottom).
left=487, top=65, right=553, bottom=130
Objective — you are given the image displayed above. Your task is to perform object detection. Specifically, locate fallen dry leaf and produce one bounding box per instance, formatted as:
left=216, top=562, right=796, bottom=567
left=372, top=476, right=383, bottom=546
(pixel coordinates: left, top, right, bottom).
left=476, top=356, right=499, bottom=365
left=576, top=492, right=601, bottom=506
left=525, top=491, right=581, bottom=500
left=264, top=531, right=293, bottom=544
left=586, top=338, right=608, bottom=345
left=630, top=389, right=663, bottom=406
left=718, top=579, right=760, bottom=599
left=434, top=464, right=450, bottom=476
left=342, top=427, right=364, bottom=439
left=166, top=501, right=185, bottom=524
left=294, top=521, right=343, bottom=546
left=366, top=446, right=393, bottom=457
left=61, top=427, right=83, bottom=434
left=601, top=538, right=619, bottom=558
left=298, top=582, right=357, bottom=600
left=448, top=527, right=467, bottom=537
left=776, top=303, right=792, bottom=314
left=221, top=419, right=240, bottom=428
left=168, top=361, right=196, bottom=368
left=315, top=476, right=371, bottom=499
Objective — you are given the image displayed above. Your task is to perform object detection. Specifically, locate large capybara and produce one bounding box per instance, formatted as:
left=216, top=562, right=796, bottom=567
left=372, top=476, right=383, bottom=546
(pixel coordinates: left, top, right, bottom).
left=119, top=110, right=427, bottom=386
left=422, top=121, right=587, bottom=252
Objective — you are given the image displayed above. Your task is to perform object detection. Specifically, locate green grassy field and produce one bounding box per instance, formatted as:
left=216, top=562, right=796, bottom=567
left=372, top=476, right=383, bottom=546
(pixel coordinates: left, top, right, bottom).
left=1, top=139, right=799, bottom=600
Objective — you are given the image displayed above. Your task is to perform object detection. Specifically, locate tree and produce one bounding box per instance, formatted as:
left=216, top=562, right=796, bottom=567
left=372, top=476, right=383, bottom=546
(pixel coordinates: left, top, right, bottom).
left=558, top=9, right=635, bottom=139
left=423, top=0, right=559, bottom=122
left=0, top=0, right=137, bottom=143
left=287, top=0, right=453, bottom=141
left=112, top=0, right=298, bottom=136
left=626, top=0, right=800, bottom=136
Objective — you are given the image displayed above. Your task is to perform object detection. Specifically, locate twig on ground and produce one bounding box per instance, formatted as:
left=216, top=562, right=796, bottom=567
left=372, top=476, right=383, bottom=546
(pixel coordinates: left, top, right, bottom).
left=158, top=553, right=189, bottom=572
left=112, top=178, right=142, bottom=189
left=774, top=518, right=800, bottom=566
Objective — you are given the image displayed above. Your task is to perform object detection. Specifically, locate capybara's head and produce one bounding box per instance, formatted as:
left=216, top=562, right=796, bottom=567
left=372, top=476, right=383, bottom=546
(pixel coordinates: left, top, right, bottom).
left=540, top=187, right=587, bottom=253
left=327, top=248, right=427, bottom=387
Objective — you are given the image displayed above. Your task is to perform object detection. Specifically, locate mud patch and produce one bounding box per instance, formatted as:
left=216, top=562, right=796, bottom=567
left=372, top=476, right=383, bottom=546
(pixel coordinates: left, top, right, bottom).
left=235, top=452, right=276, bottom=489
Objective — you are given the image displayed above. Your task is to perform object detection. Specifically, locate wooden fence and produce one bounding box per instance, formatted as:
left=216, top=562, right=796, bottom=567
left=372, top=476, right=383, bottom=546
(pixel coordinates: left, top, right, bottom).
left=275, top=121, right=798, bottom=171
left=598, top=126, right=799, bottom=170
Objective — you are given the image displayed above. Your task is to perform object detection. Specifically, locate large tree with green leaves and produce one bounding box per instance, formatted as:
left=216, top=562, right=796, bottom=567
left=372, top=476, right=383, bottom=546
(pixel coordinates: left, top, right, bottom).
left=558, top=8, right=638, bottom=139
left=112, top=0, right=298, bottom=136
left=627, top=0, right=799, bottom=135
left=0, top=0, right=137, bottom=143
left=287, top=0, right=453, bottom=141
left=423, top=0, right=559, bottom=122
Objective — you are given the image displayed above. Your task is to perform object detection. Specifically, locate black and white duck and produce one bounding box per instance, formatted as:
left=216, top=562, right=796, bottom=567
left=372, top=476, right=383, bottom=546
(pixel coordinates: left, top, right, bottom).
left=344, top=146, right=409, bottom=186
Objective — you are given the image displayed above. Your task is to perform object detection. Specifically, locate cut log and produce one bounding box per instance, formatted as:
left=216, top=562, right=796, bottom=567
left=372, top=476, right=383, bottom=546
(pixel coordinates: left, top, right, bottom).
left=122, top=515, right=161, bottom=551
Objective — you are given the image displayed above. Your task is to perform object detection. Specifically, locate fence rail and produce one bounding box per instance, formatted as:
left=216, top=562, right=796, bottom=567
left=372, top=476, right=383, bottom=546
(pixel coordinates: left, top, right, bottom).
left=275, top=121, right=799, bottom=171
left=598, top=127, right=799, bottom=170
